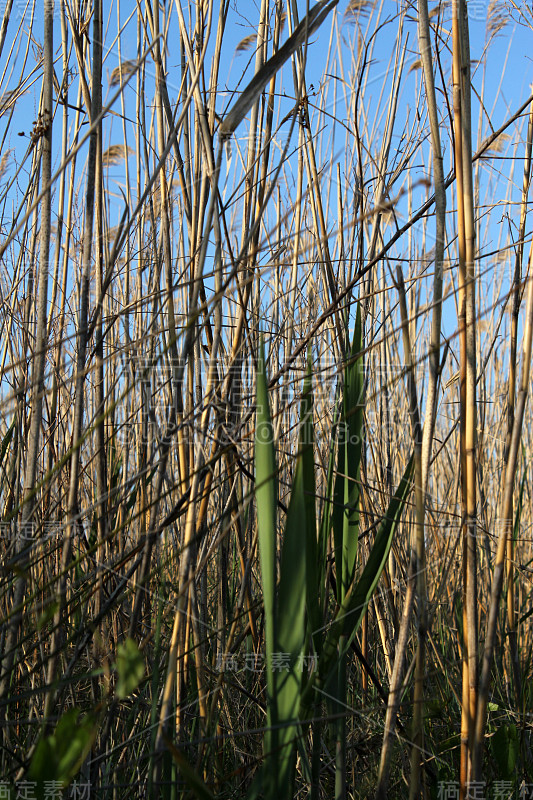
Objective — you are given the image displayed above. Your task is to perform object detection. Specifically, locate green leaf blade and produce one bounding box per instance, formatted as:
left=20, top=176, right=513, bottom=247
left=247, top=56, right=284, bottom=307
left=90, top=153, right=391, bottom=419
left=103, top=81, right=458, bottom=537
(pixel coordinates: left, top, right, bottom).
left=319, top=454, right=414, bottom=689
left=116, top=637, right=145, bottom=699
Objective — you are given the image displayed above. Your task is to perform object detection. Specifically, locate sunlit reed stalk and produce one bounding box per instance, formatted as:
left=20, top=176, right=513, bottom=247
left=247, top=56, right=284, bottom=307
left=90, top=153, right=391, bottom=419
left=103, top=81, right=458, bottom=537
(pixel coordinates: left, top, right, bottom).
left=452, top=0, right=478, bottom=792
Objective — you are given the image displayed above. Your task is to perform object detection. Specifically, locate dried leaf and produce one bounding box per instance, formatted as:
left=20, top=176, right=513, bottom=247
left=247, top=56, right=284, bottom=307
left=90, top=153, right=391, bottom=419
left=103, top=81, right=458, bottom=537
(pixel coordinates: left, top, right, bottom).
left=109, top=60, right=137, bottom=87
left=344, top=0, right=376, bottom=20
left=487, top=0, right=508, bottom=35
left=220, top=0, right=339, bottom=139
left=102, top=144, right=133, bottom=167
left=0, top=90, right=26, bottom=117
left=235, top=34, right=257, bottom=54
left=429, top=0, right=450, bottom=18
left=480, top=132, right=510, bottom=157
left=380, top=209, right=394, bottom=228
left=444, top=371, right=460, bottom=391
left=0, top=149, right=12, bottom=179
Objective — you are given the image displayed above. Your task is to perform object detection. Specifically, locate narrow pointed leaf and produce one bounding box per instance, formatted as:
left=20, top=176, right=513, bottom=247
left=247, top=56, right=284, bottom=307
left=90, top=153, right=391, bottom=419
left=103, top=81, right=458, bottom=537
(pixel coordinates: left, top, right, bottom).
left=255, top=340, right=278, bottom=759
left=220, top=0, right=339, bottom=138
left=300, top=453, right=414, bottom=713
left=275, top=454, right=307, bottom=799
left=0, top=419, right=14, bottom=469
left=322, top=453, right=413, bottom=683
left=300, top=355, right=321, bottom=642
left=333, top=304, right=364, bottom=602
left=116, top=637, right=145, bottom=699
left=163, top=737, right=216, bottom=800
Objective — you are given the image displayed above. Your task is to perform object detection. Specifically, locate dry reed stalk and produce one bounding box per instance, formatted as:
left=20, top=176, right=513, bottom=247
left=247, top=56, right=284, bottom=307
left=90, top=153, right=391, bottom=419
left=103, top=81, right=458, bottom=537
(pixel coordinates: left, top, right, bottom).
left=452, top=0, right=478, bottom=791
left=504, top=96, right=533, bottom=702
left=393, top=266, right=427, bottom=800
left=93, top=0, right=106, bottom=637
left=43, top=0, right=103, bottom=722
left=0, top=0, right=53, bottom=726
left=418, top=0, right=446, bottom=498
left=473, top=251, right=533, bottom=778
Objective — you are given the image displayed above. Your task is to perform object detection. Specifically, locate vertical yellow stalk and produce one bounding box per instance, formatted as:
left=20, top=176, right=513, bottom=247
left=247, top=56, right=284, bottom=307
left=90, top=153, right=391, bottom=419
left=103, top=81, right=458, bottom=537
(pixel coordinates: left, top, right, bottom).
left=396, top=268, right=426, bottom=800
left=452, top=0, right=477, bottom=792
